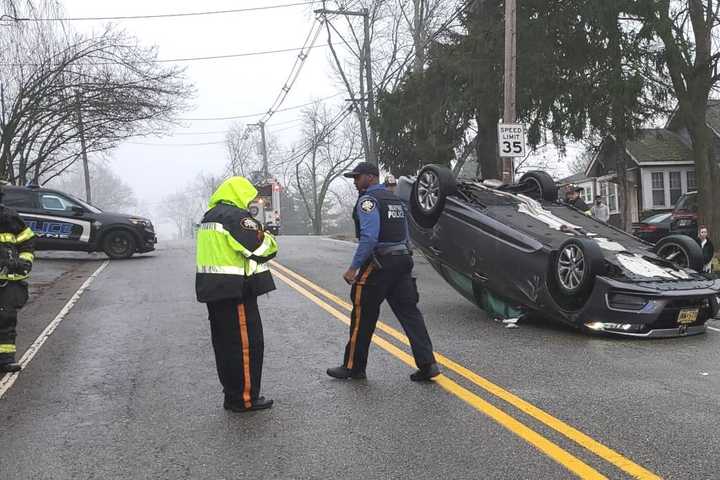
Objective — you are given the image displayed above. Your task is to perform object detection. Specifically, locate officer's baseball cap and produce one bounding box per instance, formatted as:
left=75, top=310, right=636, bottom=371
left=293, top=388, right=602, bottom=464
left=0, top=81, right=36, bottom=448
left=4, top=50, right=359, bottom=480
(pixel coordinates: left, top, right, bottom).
left=343, top=162, right=379, bottom=178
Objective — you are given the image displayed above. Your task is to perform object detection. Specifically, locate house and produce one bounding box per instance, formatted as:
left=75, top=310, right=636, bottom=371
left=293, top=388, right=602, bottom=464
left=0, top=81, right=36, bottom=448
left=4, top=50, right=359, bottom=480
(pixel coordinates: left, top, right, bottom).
left=559, top=111, right=711, bottom=227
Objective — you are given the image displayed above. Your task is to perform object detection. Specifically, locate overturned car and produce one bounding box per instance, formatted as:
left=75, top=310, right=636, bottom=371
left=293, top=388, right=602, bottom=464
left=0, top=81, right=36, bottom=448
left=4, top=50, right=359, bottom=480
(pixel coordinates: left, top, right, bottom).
left=397, top=165, right=720, bottom=338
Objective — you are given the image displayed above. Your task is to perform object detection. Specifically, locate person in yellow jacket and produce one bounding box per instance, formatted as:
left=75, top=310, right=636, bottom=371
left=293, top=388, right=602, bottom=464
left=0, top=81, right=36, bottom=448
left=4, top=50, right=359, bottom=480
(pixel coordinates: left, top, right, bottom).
left=196, top=177, right=278, bottom=412
left=0, top=187, right=35, bottom=373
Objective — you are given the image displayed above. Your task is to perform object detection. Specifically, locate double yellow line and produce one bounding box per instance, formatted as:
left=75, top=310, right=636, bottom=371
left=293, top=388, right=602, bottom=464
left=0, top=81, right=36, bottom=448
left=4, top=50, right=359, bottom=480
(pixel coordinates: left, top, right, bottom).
left=270, top=261, right=661, bottom=480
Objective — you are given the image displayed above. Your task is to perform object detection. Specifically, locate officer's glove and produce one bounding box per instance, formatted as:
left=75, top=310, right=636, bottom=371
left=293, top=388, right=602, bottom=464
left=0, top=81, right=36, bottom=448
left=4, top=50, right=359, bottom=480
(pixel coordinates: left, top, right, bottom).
left=17, top=259, right=32, bottom=275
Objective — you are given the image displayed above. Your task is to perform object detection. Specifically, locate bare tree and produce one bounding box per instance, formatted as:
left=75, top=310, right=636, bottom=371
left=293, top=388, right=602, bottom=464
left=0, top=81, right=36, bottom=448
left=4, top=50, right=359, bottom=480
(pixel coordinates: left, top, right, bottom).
left=158, top=173, right=222, bottom=240
left=291, top=103, right=362, bottom=235
left=0, top=1, right=193, bottom=185
left=47, top=157, right=139, bottom=213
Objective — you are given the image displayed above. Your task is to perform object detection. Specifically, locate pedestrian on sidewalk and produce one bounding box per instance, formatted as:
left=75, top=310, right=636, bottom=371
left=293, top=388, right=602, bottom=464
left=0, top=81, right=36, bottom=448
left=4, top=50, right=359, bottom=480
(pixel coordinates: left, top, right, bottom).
left=591, top=196, right=610, bottom=222
left=327, top=162, right=440, bottom=382
left=196, top=177, right=279, bottom=413
left=697, top=226, right=715, bottom=273
left=0, top=186, right=35, bottom=373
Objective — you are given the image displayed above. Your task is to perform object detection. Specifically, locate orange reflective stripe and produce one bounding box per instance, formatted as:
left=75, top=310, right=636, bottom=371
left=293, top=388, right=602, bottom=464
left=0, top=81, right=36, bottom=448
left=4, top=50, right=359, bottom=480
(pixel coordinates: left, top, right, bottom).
left=346, top=265, right=373, bottom=370
left=237, top=304, right=252, bottom=408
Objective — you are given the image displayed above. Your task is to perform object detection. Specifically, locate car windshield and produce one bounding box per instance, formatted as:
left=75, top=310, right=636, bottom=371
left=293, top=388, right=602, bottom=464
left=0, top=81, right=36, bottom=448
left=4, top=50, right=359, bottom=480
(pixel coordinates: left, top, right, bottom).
left=69, top=195, right=102, bottom=214
left=674, top=193, right=697, bottom=212
left=645, top=213, right=671, bottom=224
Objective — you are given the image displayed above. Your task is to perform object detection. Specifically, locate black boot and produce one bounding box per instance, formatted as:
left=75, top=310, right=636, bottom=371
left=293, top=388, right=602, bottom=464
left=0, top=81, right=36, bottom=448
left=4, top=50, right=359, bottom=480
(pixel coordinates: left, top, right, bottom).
left=0, top=362, right=21, bottom=373
left=410, top=363, right=440, bottom=382
left=224, top=396, right=274, bottom=413
left=326, top=366, right=366, bottom=379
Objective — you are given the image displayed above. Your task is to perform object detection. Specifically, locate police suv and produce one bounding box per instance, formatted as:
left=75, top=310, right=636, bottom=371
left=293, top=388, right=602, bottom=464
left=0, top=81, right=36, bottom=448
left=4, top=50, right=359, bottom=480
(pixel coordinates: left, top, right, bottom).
left=4, top=185, right=157, bottom=259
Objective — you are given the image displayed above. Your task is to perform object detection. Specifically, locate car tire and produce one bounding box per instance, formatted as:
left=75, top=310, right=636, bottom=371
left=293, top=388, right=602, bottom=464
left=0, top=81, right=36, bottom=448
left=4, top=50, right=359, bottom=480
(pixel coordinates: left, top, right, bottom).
left=519, top=171, right=558, bottom=202
left=654, top=234, right=704, bottom=271
left=102, top=230, right=136, bottom=259
left=552, top=238, right=605, bottom=300
left=410, top=164, right=457, bottom=229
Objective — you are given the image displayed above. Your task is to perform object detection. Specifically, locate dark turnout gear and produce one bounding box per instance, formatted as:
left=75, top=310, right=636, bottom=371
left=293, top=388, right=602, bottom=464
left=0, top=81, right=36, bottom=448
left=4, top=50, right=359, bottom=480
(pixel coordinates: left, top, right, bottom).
left=195, top=177, right=278, bottom=411
left=335, top=180, right=438, bottom=379
left=0, top=200, right=35, bottom=370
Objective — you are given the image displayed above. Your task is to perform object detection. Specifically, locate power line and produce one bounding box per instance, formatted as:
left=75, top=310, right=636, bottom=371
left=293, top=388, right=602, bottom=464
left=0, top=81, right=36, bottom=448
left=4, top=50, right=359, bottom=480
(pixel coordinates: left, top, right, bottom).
left=179, top=92, right=343, bottom=122
left=0, top=44, right=329, bottom=67
left=7, top=1, right=324, bottom=22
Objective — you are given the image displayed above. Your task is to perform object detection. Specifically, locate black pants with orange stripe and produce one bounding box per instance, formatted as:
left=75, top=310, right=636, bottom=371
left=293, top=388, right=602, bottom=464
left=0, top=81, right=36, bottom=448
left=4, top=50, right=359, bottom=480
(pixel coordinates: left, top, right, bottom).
left=343, top=255, right=436, bottom=373
left=207, top=296, right=264, bottom=407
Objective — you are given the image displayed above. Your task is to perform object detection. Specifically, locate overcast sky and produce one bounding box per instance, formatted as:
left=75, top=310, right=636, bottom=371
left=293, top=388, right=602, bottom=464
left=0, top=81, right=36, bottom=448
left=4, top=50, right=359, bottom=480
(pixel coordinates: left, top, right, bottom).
left=63, top=0, right=340, bottom=217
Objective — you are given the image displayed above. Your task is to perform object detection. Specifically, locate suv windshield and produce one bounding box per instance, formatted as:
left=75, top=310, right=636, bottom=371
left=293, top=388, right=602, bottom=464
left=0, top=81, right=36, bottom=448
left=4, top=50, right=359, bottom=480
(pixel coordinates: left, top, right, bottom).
left=673, top=192, right=697, bottom=213
left=71, top=196, right=102, bottom=214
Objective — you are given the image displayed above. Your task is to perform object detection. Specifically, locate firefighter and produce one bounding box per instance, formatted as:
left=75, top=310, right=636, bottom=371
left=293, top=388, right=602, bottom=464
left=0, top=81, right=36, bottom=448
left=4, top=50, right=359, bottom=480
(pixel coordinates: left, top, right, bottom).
left=0, top=186, right=35, bottom=373
left=196, top=177, right=278, bottom=412
left=327, top=162, right=440, bottom=382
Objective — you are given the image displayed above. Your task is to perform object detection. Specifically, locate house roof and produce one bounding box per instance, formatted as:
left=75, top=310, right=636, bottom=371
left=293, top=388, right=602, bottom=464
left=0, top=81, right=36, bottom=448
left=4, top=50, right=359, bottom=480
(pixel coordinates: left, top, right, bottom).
left=705, top=99, right=720, bottom=134
left=558, top=172, right=591, bottom=185
left=624, top=129, right=691, bottom=164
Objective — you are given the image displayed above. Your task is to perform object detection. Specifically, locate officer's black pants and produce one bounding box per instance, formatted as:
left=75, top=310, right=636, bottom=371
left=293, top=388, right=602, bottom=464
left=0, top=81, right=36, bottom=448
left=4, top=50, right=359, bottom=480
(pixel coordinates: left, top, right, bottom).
left=207, top=296, right=264, bottom=407
left=0, top=282, right=28, bottom=365
left=343, top=256, right=435, bottom=373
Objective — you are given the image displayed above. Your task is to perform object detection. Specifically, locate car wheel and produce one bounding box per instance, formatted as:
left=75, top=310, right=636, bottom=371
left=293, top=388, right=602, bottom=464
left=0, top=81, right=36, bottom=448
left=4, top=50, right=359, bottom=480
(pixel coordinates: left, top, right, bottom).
left=103, top=230, right=136, bottom=259
left=519, top=171, right=558, bottom=202
left=654, top=235, right=704, bottom=271
left=552, top=238, right=605, bottom=299
left=410, top=165, right=457, bottom=228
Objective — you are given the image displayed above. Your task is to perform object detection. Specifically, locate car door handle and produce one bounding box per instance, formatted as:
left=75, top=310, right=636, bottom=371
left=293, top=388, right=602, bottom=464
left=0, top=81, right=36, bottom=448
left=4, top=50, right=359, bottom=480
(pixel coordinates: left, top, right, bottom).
left=429, top=246, right=443, bottom=255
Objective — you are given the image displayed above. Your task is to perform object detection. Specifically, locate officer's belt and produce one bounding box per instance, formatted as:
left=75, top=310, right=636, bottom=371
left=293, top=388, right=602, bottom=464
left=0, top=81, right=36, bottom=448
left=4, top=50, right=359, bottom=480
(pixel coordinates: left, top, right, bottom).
left=374, top=244, right=411, bottom=256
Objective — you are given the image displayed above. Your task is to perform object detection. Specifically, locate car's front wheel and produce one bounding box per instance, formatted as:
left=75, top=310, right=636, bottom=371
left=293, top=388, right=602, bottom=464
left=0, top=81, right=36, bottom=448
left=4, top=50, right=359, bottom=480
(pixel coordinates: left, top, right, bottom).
left=550, top=238, right=605, bottom=307
left=102, top=230, right=136, bottom=259
left=410, top=164, right=457, bottom=228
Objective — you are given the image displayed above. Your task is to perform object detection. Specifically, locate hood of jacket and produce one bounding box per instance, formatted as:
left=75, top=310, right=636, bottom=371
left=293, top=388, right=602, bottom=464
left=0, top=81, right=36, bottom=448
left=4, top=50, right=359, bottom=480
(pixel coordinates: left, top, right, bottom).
left=208, top=177, right=257, bottom=210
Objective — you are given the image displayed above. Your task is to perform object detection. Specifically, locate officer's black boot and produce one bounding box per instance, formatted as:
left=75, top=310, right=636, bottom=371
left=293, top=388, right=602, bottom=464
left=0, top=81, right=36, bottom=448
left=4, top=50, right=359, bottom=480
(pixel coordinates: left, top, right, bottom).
left=410, top=362, right=440, bottom=382
left=224, top=396, right=274, bottom=413
left=0, top=362, right=21, bottom=373
left=326, top=366, right=366, bottom=380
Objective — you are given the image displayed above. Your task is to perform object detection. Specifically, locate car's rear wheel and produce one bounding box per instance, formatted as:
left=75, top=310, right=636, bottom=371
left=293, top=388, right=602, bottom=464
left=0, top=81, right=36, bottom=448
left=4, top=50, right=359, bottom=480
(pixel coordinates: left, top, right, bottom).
left=518, top=171, right=558, bottom=202
left=410, top=164, right=457, bottom=228
left=550, top=238, right=605, bottom=306
left=103, top=230, right=136, bottom=259
left=654, top=235, right=704, bottom=271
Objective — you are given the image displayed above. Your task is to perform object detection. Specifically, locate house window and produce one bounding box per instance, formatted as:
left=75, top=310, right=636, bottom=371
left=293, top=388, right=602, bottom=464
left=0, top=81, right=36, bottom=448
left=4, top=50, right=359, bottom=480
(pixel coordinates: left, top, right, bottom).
left=651, top=172, right=665, bottom=207
left=580, top=185, right=593, bottom=204
left=599, top=181, right=618, bottom=213
left=687, top=170, right=697, bottom=191
left=669, top=171, right=683, bottom=205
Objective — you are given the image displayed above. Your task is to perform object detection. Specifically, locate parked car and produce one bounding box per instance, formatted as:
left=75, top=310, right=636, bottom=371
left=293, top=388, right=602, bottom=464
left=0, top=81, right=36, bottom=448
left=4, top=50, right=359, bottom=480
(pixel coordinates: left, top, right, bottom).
left=397, top=165, right=720, bottom=338
left=3, top=185, right=157, bottom=259
left=632, top=212, right=673, bottom=244
left=671, top=191, right=698, bottom=237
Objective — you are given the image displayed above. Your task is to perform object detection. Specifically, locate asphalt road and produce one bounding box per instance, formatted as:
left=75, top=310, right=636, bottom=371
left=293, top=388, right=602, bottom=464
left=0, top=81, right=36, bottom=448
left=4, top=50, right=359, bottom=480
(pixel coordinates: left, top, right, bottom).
left=1, top=237, right=719, bottom=479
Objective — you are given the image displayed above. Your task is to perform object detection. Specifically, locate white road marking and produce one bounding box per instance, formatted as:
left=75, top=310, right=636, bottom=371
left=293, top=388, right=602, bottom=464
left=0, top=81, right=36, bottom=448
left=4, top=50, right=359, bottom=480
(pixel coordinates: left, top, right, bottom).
left=0, top=260, right=110, bottom=399
left=707, top=326, right=720, bottom=333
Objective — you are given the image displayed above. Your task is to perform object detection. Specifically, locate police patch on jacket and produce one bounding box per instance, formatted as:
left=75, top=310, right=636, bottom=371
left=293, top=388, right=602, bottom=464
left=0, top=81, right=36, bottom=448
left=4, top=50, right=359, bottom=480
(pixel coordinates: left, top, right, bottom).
left=241, top=217, right=259, bottom=230
left=360, top=198, right=376, bottom=213
left=387, top=204, right=405, bottom=219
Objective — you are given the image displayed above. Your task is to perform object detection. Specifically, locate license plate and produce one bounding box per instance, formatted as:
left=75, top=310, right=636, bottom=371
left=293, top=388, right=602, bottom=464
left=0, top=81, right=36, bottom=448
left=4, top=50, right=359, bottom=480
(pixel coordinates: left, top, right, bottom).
left=677, top=309, right=699, bottom=325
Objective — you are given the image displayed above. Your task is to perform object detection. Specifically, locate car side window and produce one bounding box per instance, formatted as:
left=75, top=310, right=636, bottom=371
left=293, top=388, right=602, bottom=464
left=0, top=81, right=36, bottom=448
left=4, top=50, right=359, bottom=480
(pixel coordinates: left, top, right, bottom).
left=3, top=190, right=35, bottom=208
left=40, top=193, right=80, bottom=212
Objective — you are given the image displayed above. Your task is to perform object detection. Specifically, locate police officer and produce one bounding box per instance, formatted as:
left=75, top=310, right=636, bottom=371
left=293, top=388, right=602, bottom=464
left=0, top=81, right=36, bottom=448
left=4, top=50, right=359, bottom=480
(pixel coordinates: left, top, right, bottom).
left=0, top=186, right=35, bottom=373
left=196, top=177, right=279, bottom=412
left=327, top=162, right=440, bottom=381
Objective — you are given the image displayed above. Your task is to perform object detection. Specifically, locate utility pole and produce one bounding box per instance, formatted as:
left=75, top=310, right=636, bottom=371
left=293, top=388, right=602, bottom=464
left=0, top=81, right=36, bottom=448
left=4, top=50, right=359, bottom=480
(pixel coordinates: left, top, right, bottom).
left=248, top=122, right=270, bottom=180
left=502, top=0, right=517, bottom=184
left=74, top=91, right=92, bottom=203
left=314, top=6, right=377, bottom=166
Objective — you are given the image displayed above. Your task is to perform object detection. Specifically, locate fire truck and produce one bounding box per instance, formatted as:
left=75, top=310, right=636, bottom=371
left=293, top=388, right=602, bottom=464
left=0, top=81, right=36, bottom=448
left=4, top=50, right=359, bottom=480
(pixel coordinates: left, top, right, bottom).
left=249, top=179, right=282, bottom=235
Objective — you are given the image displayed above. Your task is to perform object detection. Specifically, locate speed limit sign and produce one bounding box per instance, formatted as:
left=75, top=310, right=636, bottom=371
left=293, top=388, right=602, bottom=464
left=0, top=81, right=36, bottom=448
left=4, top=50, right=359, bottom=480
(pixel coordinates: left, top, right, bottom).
left=498, top=123, right=526, bottom=158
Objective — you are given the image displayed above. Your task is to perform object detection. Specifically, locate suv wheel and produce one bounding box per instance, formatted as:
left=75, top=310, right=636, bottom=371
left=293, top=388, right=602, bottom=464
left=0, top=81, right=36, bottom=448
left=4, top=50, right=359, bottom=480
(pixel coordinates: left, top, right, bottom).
left=103, top=230, right=136, bottom=259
